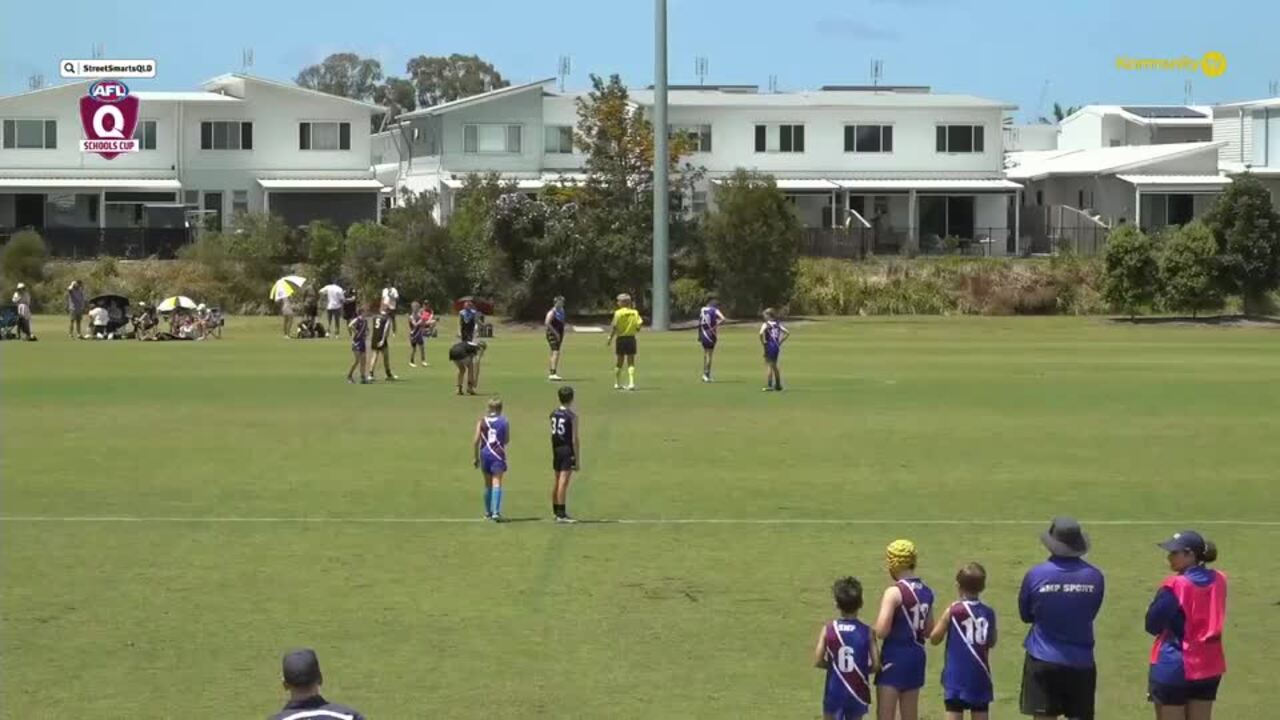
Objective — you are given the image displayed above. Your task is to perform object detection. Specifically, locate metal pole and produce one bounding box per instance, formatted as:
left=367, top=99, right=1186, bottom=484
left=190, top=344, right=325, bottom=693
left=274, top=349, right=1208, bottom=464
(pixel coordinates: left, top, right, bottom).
left=651, top=0, right=670, bottom=330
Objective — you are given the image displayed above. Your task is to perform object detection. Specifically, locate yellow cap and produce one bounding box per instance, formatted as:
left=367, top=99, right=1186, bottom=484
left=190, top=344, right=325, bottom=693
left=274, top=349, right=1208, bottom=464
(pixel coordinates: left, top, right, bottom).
left=885, top=539, right=918, bottom=571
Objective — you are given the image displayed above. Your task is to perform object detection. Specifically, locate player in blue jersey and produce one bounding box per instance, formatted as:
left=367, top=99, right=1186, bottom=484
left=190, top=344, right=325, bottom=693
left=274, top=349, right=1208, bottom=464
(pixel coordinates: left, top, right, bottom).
left=408, top=301, right=426, bottom=368
left=759, top=308, right=790, bottom=391
left=929, top=563, right=997, bottom=720
left=472, top=397, right=510, bottom=522
left=545, top=296, right=567, bottom=381
left=346, top=301, right=371, bottom=384
left=814, top=576, right=880, bottom=720
left=698, top=296, right=726, bottom=382
left=549, top=385, right=580, bottom=522
left=873, top=539, right=934, bottom=720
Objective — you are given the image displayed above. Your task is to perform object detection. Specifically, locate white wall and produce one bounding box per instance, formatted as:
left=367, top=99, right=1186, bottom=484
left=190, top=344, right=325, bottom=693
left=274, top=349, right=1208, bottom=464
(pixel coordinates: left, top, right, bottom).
left=1212, top=110, right=1248, bottom=165
left=1058, top=112, right=1101, bottom=150
left=1252, top=109, right=1280, bottom=168
left=1004, top=124, right=1058, bottom=151
left=541, top=95, right=584, bottom=172
left=438, top=89, right=544, bottom=175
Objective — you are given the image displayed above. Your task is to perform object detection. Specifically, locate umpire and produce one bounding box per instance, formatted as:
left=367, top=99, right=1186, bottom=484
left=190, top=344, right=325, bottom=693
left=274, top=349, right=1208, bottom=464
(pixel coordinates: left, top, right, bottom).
left=269, top=649, right=366, bottom=720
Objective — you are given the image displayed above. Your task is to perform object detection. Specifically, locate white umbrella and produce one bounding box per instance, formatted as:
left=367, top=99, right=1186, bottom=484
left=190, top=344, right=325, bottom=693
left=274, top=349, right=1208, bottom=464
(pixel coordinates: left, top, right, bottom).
left=270, top=275, right=307, bottom=301
left=157, top=296, right=198, bottom=313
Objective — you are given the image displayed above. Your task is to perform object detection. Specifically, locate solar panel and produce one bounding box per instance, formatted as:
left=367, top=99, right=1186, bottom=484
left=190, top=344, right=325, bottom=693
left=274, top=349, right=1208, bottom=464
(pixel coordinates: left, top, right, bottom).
left=1121, top=106, right=1207, bottom=119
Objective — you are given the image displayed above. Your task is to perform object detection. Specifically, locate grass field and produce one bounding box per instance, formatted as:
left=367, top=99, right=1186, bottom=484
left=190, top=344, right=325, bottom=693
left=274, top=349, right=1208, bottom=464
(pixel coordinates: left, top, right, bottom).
left=2, top=314, right=1278, bottom=718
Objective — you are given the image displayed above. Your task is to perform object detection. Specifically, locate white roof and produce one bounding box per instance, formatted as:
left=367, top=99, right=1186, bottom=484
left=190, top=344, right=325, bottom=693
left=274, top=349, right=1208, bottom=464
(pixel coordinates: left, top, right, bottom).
left=132, top=91, right=240, bottom=103
left=1214, top=97, right=1280, bottom=110
left=439, top=172, right=588, bottom=190
left=202, top=73, right=386, bottom=113
left=0, top=177, right=180, bottom=190
left=771, top=179, right=841, bottom=191
left=1005, top=142, right=1224, bottom=180
left=837, top=178, right=1022, bottom=191
left=628, top=89, right=1015, bottom=110
left=1116, top=174, right=1232, bottom=190
left=1062, top=105, right=1212, bottom=127
left=257, top=178, right=384, bottom=191
left=398, top=78, right=556, bottom=119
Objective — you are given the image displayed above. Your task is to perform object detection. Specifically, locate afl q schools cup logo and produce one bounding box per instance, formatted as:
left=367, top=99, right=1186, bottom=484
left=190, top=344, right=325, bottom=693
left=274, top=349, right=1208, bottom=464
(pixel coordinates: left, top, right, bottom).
left=79, top=79, right=140, bottom=159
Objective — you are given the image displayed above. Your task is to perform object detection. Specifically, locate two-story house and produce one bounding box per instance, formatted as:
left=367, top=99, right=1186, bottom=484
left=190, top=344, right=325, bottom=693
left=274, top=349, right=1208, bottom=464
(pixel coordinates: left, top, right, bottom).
left=0, top=73, right=385, bottom=255
left=377, top=79, right=1024, bottom=255
left=1058, top=105, right=1213, bottom=150
left=1212, top=97, right=1280, bottom=208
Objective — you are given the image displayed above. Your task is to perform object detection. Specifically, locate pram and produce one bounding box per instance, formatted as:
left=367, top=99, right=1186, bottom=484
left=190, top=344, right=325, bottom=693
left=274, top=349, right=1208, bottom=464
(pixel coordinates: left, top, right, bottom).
left=0, top=304, right=19, bottom=341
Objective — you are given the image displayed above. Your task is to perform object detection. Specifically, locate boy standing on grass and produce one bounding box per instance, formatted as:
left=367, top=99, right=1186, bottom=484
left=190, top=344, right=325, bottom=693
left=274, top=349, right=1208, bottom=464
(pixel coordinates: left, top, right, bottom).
left=759, top=308, right=790, bottom=391
left=698, top=295, right=726, bottom=382
left=408, top=301, right=426, bottom=368
left=367, top=303, right=396, bottom=382
left=347, top=301, right=372, bottom=383
left=549, top=385, right=580, bottom=523
left=814, top=576, right=879, bottom=720
left=606, top=293, right=642, bottom=390
left=473, top=397, right=509, bottom=522
left=929, top=563, right=997, bottom=720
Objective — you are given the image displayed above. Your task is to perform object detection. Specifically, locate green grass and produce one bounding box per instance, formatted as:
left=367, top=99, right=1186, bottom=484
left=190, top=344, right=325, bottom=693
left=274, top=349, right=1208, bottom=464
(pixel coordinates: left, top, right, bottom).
left=3, top=315, right=1278, bottom=718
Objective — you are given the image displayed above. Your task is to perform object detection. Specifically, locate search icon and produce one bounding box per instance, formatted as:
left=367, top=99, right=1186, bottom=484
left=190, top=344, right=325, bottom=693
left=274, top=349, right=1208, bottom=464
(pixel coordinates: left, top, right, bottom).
left=61, top=61, right=79, bottom=77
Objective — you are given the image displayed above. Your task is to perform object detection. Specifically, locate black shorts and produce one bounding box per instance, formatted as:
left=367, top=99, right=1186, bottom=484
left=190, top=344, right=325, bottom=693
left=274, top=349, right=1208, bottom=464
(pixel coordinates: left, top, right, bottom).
left=546, top=330, right=562, bottom=351
left=944, top=699, right=989, bottom=713
left=615, top=335, right=637, bottom=357
left=448, top=343, right=472, bottom=362
left=327, top=309, right=341, bottom=320
left=1149, top=676, right=1221, bottom=705
left=552, top=445, right=576, bottom=472
left=1020, top=654, right=1096, bottom=720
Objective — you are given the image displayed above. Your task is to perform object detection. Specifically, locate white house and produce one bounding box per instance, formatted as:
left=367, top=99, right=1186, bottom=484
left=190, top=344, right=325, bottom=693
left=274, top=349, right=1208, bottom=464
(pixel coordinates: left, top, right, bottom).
left=378, top=79, right=1024, bottom=255
left=1211, top=97, right=1280, bottom=208
left=1058, top=105, right=1213, bottom=151
left=1003, top=123, right=1059, bottom=152
left=0, top=73, right=385, bottom=255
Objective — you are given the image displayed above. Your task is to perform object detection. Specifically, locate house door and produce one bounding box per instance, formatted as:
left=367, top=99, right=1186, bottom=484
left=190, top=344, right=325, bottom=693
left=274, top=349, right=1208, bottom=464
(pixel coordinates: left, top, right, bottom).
left=14, top=193, right=44, bottom=229
left=203, top=192, right=223, bottom=231
left=948, top=196, right=976, bottom=240
left=1167, top=194, right=1194, bottom=226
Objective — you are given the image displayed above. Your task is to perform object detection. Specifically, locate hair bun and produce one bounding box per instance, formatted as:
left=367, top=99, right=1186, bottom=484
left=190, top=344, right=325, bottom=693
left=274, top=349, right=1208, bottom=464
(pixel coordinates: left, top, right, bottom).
left=1201, top=540, right=1218, bottom=563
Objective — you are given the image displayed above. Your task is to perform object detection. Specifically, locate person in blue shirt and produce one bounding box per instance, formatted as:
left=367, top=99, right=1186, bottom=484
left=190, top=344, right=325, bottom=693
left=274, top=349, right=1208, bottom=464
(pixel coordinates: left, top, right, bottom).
left=269, top=649, right=365, bottom=720
left=698, top=296, right=726, bottom=383
left=472, top=397, right=510, bottom=522
left=814, top=576, right=880, bottom=720
left=1018, top=517, right=1105, bottom=720
left=929, top=563, right=997, bottom=720
left=759, top=308, right=790, bottom=392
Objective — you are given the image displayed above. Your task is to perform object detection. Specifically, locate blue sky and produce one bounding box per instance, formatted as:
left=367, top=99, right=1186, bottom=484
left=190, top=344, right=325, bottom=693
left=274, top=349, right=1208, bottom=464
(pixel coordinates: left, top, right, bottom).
left=3, top=0, right=1276, bottom=120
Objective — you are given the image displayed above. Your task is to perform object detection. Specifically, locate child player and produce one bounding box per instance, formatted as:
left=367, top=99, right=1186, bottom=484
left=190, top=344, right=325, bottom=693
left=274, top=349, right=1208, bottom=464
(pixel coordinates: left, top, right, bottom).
left=367, top=302, right=397, bottom=381
left=928, top=563, right=996, bottom=720
left=346, top=301, right=370, bottom=384
left=549, top=385, right=580, bottom=523
left=873, top=539, right=934, bottom=720
left=472, top=397, right=509, bottom=522
left=813, top=576, right=879, bottom=720
left=698, top=295, right=726, bottom=383
left=545, top=295, right=566, bottom=381
left=408, top=301, right=426, bottom=368
left=759, top=308, right=790, bottom=391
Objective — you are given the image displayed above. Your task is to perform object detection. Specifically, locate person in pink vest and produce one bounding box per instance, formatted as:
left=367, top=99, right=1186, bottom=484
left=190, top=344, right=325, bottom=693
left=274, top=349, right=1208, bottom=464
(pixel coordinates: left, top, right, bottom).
left=1146, top=530, right=1226, bottom=720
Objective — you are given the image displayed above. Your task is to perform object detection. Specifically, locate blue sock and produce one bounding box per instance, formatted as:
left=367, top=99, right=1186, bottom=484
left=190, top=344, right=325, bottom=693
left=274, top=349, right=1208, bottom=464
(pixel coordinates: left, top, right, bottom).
left=489, top=486, right=503, bottom=516
left=483, top=485, right=492, bottom=515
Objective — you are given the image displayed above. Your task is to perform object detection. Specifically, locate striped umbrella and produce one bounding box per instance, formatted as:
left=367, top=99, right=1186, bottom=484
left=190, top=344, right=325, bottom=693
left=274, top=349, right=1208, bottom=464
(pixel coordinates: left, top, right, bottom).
left=157, top=296, right=197, bottom=313
left=270, top=275, right=307, bottom=301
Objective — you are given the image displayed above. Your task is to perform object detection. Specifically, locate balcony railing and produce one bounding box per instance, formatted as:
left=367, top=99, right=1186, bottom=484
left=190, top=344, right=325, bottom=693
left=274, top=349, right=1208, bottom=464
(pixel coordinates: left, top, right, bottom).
left=0, top=227, right=195, bottom=259
left=801, top=227, right=1013, bottom=259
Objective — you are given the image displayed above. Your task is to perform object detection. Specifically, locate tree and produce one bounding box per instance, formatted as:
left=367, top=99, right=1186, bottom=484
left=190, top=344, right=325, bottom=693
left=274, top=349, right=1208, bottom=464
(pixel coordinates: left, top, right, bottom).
left=0, top=230, right=48, bottom=289
left=304, top=220, right=345, bottom=286
left=1102, top=224, right=1158, bottom=317
left=406, top=54, right=507, bottom=108
left=373, top=77, right=417, bottom=123
left=1158, top=221, right=1222, bottom=317
left=1203, top=174, right=1280, bottom=315
left=1039, top=102, right=1080, bottom=124
left=343, top=220, right=395, bottom=303
left=295, top=53, right=384, bottom=101
left=449, top=173, right=518, bottom=296
left=702, top=170, right=801, bottom=315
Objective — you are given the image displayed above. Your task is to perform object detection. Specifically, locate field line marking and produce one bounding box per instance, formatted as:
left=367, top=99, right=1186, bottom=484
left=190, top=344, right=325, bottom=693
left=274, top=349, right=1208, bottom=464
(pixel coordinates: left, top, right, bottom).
left=1, top=516, right=1278, bottom=527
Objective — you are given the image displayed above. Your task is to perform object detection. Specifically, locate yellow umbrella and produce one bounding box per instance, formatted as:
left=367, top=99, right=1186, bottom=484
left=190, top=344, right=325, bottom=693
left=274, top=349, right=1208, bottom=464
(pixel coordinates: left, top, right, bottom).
left=270, top=275, right=306, bottom=301
left=157, top=296, right=197, bottom=313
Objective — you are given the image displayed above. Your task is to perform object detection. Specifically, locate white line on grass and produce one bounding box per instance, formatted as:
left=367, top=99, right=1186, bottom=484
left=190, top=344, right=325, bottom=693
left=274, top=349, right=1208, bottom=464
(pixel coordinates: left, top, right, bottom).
left=1, top=516, right=1278, bottom=527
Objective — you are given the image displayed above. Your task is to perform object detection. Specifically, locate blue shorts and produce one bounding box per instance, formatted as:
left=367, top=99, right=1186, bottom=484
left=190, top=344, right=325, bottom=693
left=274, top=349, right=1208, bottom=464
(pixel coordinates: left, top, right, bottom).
left=480, top=454, right=507, bottom=476
left=877, top=645, right=926, bottom=690
left=822, top=702, right=867, bottom=719
left=699, top=332, right=716, bottom=350
left=764, top=347, right=780, bottom=362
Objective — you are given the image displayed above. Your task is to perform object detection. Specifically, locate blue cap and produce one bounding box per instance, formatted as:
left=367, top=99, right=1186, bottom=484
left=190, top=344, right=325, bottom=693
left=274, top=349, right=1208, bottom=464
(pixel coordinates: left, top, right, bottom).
left=1158, top=530, right=1206, bottom=554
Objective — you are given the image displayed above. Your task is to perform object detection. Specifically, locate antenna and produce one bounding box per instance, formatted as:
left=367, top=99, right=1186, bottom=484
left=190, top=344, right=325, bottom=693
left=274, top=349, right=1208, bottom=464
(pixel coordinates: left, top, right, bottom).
left=1035, top=80, right=1050, bottom=123
left=91, top=43, right=105, bottom=59
left=870, top=59, right=883, bottom=87
left=695, top=56, right=709, bottom=86
left=768, top=75, right=778, bottom=93
left=557, top=55, right=572, bottom=92
left=1184, top=79, right=1193, bottom=105
left=27, top=74, right=45, bottom=91
left=242, top=48, right=255, bottom=72
left=1270, top=80, right=1279, bottom=97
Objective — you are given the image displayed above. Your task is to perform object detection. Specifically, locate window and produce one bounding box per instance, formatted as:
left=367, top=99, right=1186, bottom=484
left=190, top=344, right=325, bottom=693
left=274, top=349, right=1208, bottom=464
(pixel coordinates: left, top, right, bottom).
left=183, top=190, right=199, bottom=207
left=844, top=125, right=893, bottom=153
left=133, top=120, right=157, bottom=150
left=200, top=121, right=253, bottom=150
left=2, top=119, right=57, bottom=149
left=232, top=190, right=249, bottom=217
left=464, top=124, right=522, bottom=153
left=671, top=124, right=712, bottom=152
left=299, top=121, right=351, bottom=151
left=754, top=124, right=804, bottom=153
left=545, top=125, right=574, bottom=154
left=688, top=190, right=708, bottom=216
left=936, top=124, right=984, bottom=153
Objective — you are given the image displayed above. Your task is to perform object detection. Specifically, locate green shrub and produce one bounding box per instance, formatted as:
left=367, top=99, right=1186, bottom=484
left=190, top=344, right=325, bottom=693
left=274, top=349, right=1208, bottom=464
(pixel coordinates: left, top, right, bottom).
left=1159, top=221, right=1222, bottom=317
left=702, top=170, right=800, bottom=315
left=1102, top=224, right=1158, bottom=317
left=1203, top=174, right=1280, bottom=314
left=671, top=277, right=709, bottom=319
left=304, top=220, right=345, bottom=286
left=1, top=230, right=49, bottom=289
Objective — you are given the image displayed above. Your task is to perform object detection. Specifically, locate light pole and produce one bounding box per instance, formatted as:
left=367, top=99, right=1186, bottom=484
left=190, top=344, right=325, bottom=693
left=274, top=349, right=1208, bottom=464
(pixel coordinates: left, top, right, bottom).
left=651, top=0, right=670, bottom=330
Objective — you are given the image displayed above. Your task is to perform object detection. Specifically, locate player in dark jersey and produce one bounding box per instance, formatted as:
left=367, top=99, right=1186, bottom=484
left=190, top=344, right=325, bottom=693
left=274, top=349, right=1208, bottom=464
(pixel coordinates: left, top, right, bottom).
left=366, top=303, right=396, bottom=381
left=549, top=385, right=580, bottom=523
left=545, top=295, right=567, bottom=381
left=472, top=397, right=509, bottom=521
left=459, top=299, right=481, bottom=343
left=929, top=563, right=996, bottom=720
left=449, top=340, right=485, bottom=395
left=759, top=307, right=790, bottom=392
left=814, top=576, right=879, bottom=720
left=408, top=300, right=426, bottom=368
left=873, top=539, right=934, bottom=720
left=346, top=302, right=371, bottom=384
left=698, top=296, right=726, bottom=382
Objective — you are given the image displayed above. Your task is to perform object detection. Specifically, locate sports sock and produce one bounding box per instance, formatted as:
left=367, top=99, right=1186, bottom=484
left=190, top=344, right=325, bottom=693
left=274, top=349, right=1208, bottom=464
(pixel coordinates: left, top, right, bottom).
left=614, top=367, right=622, bottom=385
left=553, top=503, right=565, bottom=518
left=627, top=366, right=636, bottom=386
left=483, top=485, right=492, bottom=515
left=489, top=486, right=503, bottom=516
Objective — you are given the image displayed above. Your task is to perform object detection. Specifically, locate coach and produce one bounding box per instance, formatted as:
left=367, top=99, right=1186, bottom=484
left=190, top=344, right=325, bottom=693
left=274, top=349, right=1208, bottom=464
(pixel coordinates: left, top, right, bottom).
left=269, top=649, right=365, bottom=720
left=1018, top=517, right=1105, bottom=720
